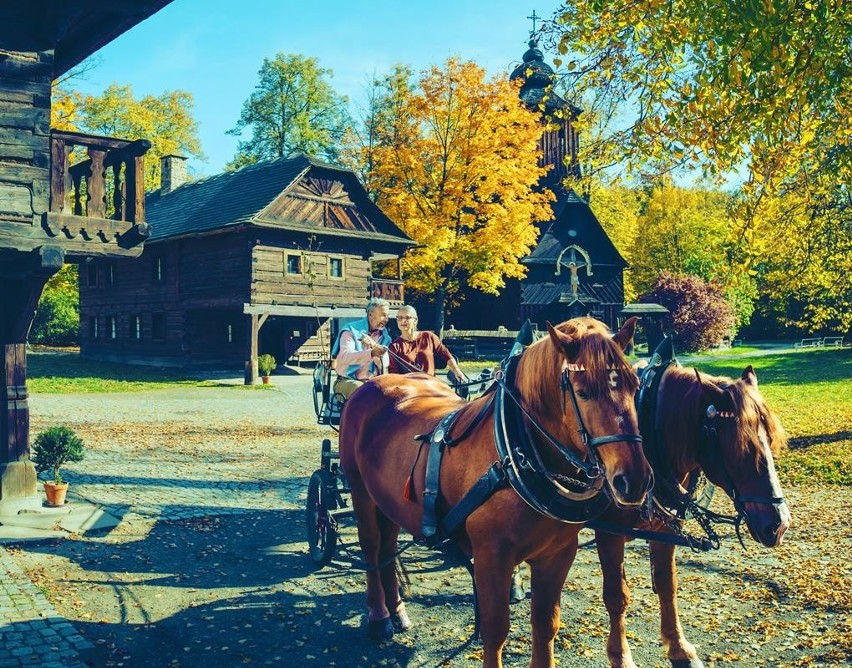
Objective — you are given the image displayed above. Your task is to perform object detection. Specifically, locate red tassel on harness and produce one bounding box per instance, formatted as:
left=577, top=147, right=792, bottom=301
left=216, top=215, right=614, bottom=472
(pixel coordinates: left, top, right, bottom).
left=403, top=475, right=413, bottom=502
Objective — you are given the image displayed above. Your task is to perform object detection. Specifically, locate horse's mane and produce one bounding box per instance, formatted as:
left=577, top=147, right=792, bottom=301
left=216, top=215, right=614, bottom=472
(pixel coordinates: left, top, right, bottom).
left=660, top=366, right=787, bottom=472
left=520, top=318, right=638, bottom=410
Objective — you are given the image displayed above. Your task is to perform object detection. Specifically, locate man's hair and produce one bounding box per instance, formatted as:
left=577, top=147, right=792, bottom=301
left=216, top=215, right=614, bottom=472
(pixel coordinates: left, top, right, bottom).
left=366, top=298, right=390, bottom=313
left=397, top=305, right=417, bottom=318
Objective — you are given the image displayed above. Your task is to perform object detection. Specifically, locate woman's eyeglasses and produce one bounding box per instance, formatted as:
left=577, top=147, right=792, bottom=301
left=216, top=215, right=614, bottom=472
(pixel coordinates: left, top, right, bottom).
left=397, top=316, right=416, bottom=321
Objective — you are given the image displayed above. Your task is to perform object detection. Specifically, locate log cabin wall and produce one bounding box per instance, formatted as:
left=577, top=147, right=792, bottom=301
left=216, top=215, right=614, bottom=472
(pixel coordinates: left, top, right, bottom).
left=0, top=51, right=51, bottom=238
left=79, top=231, right=251, bottom=366
left=251, top=242, right=371, bottom=310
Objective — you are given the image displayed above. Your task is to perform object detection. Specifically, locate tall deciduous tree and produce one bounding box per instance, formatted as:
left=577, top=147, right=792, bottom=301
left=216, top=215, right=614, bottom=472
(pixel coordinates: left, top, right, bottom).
left=344, top=58, right=554, bottom=331
left=227, top=54, right=351, bottom=169
left=549, top=1, right=852, bottom=332
left=76, top=83, right=204, bottom=192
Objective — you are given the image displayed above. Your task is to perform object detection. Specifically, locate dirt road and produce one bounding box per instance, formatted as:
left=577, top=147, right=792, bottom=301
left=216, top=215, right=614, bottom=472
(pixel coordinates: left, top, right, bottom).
left=9, top=376, right=850, bottom=667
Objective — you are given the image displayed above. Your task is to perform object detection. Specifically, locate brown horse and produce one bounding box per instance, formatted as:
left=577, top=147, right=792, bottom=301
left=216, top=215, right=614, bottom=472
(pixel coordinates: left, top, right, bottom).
left=339, top=317, right=653, bottom=668
left=594, top=362, right=791, bottom=668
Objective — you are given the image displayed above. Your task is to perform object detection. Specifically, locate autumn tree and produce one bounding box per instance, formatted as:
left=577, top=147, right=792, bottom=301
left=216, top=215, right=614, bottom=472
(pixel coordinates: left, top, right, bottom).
left=583, top=181, right=641, bottom=301
left=344, top=58, right=554, bottom=331
left=74, top=83, right=204, bottom=192
left=30, top=266, right=79, bottom=346
left=548, top=1, right=852, bottom=332
left=227, top=54, right=351, bottom=169
left=640, top=272, right=736, bottom=352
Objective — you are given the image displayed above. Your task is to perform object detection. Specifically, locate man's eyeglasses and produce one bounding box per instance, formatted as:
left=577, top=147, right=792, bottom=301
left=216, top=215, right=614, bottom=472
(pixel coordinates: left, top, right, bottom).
left=397, top=316, right=416, bottom=321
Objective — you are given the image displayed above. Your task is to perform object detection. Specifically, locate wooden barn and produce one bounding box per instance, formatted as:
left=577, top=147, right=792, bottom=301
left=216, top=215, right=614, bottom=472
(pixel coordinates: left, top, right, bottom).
left=78, top=154, right=414, bottom=381
left=0, top=1, right=171, bottom=506
left=438, top=37, right=627, bottom=332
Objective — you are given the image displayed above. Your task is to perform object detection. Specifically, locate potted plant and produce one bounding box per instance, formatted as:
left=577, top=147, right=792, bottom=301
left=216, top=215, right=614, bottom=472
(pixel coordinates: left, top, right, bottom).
left=257, top=353, right=277, bottom=384
left=31, top=426, right=85, bottom=506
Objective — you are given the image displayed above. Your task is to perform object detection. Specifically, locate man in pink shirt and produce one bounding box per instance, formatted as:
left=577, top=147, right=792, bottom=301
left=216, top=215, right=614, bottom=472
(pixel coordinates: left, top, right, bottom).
left=332, top=298, right=391, bottom=399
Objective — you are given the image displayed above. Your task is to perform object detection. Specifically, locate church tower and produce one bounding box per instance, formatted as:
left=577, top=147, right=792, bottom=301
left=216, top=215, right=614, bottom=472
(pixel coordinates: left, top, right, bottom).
left=509, top=36, right=582, bottom=190
left=509, top=26, right=628, bottom=329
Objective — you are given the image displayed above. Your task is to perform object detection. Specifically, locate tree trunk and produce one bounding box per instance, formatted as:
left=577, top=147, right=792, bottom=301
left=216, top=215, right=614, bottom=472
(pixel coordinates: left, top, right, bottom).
left=434, top=286, right=446, bottom=336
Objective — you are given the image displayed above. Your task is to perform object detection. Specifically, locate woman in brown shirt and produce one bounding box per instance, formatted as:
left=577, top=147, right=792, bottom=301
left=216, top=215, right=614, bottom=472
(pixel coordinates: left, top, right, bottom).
left=388, top=305, right=467, bottom=381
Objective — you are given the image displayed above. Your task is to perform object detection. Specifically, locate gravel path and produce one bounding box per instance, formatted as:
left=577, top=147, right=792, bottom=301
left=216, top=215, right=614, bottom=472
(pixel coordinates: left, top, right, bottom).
left=3, top=374, right=848, bottom=668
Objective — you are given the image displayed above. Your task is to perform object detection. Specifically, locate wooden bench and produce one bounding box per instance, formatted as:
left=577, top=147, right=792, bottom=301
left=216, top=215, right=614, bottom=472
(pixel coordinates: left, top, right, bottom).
left=794, top=337, right=823, bottom=348
left=822, top=336, right=845, bottom=347
left=289, top=348, right=328, bottom=366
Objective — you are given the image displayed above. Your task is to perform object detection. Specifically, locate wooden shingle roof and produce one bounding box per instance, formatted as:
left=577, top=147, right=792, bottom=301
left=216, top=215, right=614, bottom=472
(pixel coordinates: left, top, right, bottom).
left=145, top=154, right=414, bottom=247
left=524, top=190, right=627, bottom=268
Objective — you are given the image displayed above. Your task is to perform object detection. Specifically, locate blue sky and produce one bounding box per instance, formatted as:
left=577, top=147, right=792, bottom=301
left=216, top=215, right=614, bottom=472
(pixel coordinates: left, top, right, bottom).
left=72, top=0, right=563, bottom=177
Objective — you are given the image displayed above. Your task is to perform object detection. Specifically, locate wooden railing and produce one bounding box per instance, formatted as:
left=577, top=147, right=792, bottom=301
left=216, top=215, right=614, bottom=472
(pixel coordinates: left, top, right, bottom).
left=370, top=277, right=405, bottom=306
left=50, top=130, right=151, bottom=221
left=45, top=130, right=152, bottom=252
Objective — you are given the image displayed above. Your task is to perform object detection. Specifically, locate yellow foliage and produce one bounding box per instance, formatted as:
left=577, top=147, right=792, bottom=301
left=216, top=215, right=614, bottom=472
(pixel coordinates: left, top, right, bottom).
left=347, top=58, right=553, bottom=314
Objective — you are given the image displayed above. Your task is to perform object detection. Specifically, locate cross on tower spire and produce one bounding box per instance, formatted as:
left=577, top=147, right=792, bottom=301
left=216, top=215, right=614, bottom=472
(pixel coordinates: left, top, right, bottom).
left=527, top=10, right=540, bottom=39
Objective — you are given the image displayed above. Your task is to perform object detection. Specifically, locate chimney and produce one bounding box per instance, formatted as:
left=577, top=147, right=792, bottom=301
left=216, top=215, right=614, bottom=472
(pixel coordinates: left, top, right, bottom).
left=160, top=155, right=188, bottom=194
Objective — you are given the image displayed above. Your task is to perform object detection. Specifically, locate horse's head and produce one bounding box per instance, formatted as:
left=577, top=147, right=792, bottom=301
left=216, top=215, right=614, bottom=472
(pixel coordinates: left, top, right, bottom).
left=698, top=366, right=791, bottom=547
left=521, top=316, right=652, bottom=508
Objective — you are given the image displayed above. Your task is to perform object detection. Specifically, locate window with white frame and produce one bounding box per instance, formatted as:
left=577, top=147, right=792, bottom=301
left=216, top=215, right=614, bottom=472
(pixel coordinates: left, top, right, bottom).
left=285, top=253, right=302, bottom=275
left=329, top=256, right=344, bottom=279
left=131, top=315, right=142, bottom=340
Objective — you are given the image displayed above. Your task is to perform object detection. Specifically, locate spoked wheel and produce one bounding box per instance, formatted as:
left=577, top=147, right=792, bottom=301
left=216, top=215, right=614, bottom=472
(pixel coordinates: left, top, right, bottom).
left=306, top=469, right=339, bottom=568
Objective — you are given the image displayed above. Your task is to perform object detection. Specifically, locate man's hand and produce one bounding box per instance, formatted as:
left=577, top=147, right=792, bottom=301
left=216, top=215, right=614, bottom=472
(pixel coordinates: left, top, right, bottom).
left=360, top=334, right=385, bottom=354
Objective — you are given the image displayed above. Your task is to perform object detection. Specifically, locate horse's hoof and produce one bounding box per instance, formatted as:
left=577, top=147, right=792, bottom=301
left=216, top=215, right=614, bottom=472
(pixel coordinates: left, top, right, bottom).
left=368, top=617, right=394, bottom=642
left=670, top=660, right=704, bottom=668
left=391, top=609, right=412, bottom=632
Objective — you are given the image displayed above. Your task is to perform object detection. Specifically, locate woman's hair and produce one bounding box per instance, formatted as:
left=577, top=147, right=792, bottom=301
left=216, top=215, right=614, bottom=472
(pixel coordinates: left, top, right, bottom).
left=397, top=305, right=418, bottom=319
left=366, top=298, right=390, bottom=313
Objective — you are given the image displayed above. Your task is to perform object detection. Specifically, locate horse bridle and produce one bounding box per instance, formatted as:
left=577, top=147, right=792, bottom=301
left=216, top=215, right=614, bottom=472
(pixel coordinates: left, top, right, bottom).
left=699, top=399, right=787, bottom=546
left=498, top=356, right=644, bottom=485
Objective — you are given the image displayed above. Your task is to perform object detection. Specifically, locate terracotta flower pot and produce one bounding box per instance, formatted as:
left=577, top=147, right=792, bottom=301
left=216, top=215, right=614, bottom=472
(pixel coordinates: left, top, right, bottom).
left=44, top=481, right=69, bottom=507
left=261, top=376, right=271, bottom=384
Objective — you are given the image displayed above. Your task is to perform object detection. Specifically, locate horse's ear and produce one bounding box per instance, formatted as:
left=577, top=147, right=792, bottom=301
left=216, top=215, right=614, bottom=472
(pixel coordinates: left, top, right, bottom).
left=546, top=321, right=581, bottom=361
left=741, top=365, right=758, bottom=387
left=613, top=316, right=638, bottom=352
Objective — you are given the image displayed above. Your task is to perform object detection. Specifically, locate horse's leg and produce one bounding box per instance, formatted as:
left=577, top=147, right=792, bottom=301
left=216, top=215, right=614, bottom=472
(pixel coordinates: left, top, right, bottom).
left=527, top=545, right=577, bottom=668
left=376, top=514, right=412, bottom=632
left=595, top=531, right=637, bottom=668
left=472, top=547, right=514, bottom=668
left=347, top=473, right=394, bottom=641
left=649, top=541, right=704, bottom=668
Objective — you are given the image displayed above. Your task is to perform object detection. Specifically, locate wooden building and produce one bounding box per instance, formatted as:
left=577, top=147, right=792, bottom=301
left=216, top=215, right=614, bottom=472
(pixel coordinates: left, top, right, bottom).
left=440, top=38, right=627, bottom=332
left=78, top=154, right=414, bottom=381
left=0, top=1, right=171, bottom=506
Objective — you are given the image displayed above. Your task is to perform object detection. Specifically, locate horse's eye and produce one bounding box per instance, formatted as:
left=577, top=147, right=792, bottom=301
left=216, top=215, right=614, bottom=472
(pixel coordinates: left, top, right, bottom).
left=577, top=390, right=590, bottom=401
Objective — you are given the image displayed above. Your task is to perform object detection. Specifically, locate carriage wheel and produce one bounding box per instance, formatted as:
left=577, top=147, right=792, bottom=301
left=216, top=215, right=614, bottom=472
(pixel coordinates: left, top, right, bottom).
left=306, top=469, right=339, bottom=568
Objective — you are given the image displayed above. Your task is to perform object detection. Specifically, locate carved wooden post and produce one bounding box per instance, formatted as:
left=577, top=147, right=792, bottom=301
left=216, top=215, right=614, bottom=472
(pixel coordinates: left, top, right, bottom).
left=0, top=247, right=64, bottom=509
left=245, top=313, right=259, bottom=385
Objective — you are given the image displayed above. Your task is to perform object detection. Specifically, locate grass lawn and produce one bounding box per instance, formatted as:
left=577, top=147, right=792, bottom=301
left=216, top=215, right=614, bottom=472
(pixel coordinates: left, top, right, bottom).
left=27, top=352, right=221, bottom=393
left=686, top=347, right=852, bottom=486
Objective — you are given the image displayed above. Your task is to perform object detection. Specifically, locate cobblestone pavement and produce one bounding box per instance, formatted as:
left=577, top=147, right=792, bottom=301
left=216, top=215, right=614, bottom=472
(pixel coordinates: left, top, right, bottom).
left=1, top=371, right=846, bottom=667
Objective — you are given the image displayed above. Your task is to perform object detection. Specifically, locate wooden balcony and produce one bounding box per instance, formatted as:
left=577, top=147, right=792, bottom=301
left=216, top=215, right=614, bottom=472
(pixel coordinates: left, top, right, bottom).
left=43, top=130, right=152, bottom=257
left=370, top=277, right=405, bottom=307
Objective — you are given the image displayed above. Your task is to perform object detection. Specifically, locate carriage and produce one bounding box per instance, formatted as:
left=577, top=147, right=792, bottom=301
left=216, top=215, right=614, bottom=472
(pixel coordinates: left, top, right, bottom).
left=305, top=357, right=494, bottom=567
